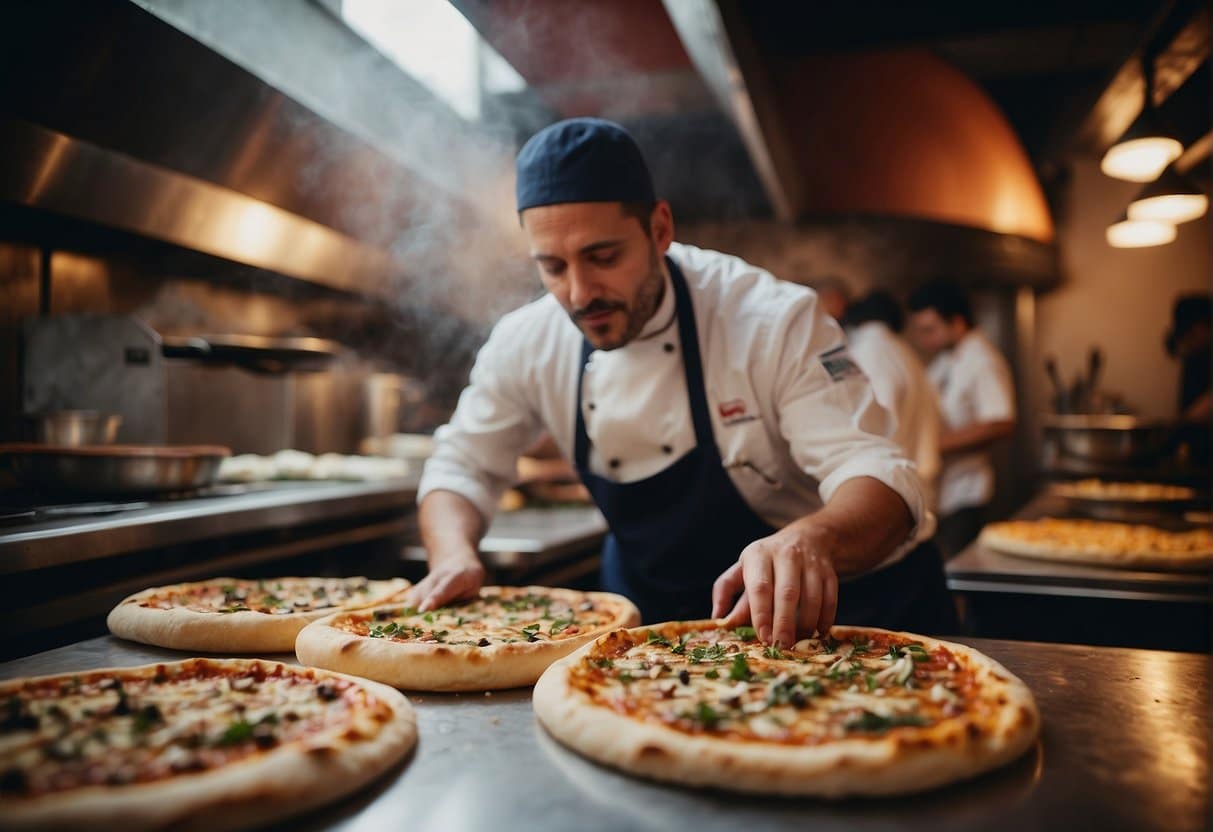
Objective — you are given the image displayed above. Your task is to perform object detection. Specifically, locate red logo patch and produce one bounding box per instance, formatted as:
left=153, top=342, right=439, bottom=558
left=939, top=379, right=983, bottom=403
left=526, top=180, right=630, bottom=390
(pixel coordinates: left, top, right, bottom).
left=718, top=399, right=747, bottom=419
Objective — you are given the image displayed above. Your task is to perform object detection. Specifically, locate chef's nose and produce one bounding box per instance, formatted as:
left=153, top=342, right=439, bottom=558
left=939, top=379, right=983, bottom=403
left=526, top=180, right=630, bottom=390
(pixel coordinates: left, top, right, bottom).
left=568, top=264, right=596, bottom=311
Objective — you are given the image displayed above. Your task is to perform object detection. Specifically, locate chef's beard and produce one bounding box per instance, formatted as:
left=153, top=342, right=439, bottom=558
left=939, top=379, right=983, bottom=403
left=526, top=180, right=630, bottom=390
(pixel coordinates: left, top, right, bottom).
left=571, top=246, right=664, bottom=351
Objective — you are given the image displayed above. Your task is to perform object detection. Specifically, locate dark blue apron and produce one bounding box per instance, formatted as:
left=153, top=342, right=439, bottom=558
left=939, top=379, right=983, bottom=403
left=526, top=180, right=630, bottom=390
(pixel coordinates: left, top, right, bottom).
left=574, top=257, right=957, bottom=633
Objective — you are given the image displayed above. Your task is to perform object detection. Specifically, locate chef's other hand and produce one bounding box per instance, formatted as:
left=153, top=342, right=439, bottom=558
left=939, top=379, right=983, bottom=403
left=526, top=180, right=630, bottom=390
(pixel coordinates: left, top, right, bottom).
left=405, top=552, right=486, bottom=612
left=711, top=525, right=838, bottom=647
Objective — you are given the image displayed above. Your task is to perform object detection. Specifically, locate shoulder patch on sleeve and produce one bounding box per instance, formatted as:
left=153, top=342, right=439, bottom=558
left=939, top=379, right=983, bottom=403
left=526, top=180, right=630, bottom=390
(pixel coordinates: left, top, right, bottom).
left=819, top=345, right=864, bottom=382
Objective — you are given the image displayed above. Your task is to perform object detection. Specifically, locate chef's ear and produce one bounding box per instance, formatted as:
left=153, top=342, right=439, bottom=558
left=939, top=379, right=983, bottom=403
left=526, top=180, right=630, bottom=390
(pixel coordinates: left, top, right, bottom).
left=651, top=200, right=674, bottom=253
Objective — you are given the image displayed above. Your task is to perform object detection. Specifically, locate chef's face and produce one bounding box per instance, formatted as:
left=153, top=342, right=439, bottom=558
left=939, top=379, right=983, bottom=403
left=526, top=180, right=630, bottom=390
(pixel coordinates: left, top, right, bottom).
left=523, top=201, right=674, bottom=350
left=908, top=308, right=963, bottom=357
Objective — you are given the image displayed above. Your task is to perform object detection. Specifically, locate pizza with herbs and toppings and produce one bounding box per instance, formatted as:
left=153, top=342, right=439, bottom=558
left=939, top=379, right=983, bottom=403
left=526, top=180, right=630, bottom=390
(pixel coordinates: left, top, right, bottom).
left=533, top=621, right=1039, bottom=797
left=0, top=658, right=416, bottom=831
left=979, top=518, right=1213, bottom=570
left=107, top=577, right=410, bottom=653
left=295, top=586, right=640, bottom=691
left=1049, top=479, right=1197, bottom=502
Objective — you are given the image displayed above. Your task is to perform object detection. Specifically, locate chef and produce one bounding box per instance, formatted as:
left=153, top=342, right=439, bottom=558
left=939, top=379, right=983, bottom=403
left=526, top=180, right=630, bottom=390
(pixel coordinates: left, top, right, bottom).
left=410, top=118, right=955, bottom=645
left=907, top=280, right=1016, bottom=557
left=844, top=291, right=942, bottom=511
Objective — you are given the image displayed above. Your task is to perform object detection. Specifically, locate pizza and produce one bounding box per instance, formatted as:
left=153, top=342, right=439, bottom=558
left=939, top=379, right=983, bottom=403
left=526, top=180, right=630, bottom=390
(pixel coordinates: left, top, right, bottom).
left=979, top=518, right=1213, bottom=570
left=1049, top=479, right=1197, bottom=502
left=533, top=622, right=1038, bottom=797
left=295, top=586, right=640, bottom=691
left=0, top=658, right=416, bottom=830
left=107, top=577, right=410, bottom=653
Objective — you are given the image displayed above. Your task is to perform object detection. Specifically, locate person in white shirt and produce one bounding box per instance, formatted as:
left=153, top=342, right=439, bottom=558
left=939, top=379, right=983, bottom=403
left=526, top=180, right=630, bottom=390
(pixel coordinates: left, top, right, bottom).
left=411, top=118, right=956, bottom=645
left=844, top=291, right=942, bottom=511
left=907, top=281, right=1016, bottom=557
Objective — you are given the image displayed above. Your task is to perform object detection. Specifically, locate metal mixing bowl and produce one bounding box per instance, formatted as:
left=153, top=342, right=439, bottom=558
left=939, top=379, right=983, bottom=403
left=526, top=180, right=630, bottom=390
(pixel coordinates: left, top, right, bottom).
left=33, top=411, right=122, bottom=446
left=0, top=444, right=229, bottom=495
left=1043, top=415, right=1176, bottom=464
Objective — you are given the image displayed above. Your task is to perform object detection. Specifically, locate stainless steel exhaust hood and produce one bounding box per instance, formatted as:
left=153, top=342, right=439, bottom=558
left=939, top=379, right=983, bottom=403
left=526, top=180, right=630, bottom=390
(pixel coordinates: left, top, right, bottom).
left=0, top=0, right=490, bottom=297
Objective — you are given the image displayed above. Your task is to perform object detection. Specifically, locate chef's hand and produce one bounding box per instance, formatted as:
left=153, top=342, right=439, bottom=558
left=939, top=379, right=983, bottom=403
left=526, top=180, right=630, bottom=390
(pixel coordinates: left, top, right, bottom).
left=711, top=523, right=838, bottom=647
left=405, top=551, right=485, bottom=612
left=413, top=489, right=489, bottom=611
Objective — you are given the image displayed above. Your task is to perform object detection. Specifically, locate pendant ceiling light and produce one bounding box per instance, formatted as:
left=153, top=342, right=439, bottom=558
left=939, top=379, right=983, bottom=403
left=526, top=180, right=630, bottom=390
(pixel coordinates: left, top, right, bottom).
left=1100, top=54, right=1183, bottom=182
left=1127, top=164, right=1209, bottom=224
left=1106, top=210, right=1177, bottom=248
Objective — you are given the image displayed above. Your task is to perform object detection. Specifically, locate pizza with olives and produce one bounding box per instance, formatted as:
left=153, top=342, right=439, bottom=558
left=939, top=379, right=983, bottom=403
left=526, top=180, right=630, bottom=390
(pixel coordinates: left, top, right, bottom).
left=533, top=621, right=1038, bottom=797
left=0, top=658, right=416, bottom=830
left=979, top=518, right=1213, bottom=570
left=107, top=577, right=410, bottom=653
left=295, top=586, right=639, bottom=691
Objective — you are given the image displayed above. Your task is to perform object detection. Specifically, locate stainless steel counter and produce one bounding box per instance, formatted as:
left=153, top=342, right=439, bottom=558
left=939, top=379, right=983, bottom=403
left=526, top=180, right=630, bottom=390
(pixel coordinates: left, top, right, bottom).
left=0, top=635, right=1205, bottom=831
left=947, top=494, right=1210, bottom=603
left=403, top=505, right=608, bottom=573
left=0, top=479, right=420, bottom=573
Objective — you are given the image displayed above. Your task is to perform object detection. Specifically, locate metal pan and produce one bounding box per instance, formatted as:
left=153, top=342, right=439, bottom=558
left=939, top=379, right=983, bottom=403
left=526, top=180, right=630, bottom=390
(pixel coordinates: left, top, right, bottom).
left=0, top=444, right=230, bottom=496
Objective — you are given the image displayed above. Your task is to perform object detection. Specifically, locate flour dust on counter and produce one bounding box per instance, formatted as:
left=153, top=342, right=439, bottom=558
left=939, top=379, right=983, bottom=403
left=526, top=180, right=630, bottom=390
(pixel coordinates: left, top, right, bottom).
left=107, top=576, right=410, bottom=653
left=0, top=657, right=416, bottom=831
left=296, top=585, right=639, bottom=690
left=534, top=621, right=1039, bottom=797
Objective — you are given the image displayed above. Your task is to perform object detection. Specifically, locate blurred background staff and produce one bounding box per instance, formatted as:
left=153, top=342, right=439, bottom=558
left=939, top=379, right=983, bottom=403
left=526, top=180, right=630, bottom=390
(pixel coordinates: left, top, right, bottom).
left=844, top=291, right=941, bottom=512
left=1166, top=294, right=1211, bottom=424
left=907, top=280, right=1016, bottom=558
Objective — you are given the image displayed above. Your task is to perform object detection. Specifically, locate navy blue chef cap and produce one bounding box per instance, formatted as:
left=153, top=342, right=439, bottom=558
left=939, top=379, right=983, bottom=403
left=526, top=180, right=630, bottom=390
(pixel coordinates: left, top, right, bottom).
left=515, top=118, right=655, bottom=213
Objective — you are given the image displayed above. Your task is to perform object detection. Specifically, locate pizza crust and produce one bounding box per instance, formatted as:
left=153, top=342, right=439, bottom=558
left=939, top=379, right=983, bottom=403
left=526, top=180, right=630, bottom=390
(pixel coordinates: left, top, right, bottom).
left=106, top=578, right=410, bottom=653
left=980, top=522, right=1213, bottom=571
left=533, top=622, right=1039, bottom=797
left=1049, top=479, right=1197, bottom=502
left=295, top=588, right=640, bottom=691
left=0, top=659, right=417, bottom=831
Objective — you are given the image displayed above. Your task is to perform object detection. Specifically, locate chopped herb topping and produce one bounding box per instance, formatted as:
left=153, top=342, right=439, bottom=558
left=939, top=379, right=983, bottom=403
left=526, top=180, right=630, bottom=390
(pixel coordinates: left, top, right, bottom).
left=733, top=625, right=758, bottom=641
left=684, top=702, right=721, bottom=729
left=728, top=653, right=752, bottom=682
left=689, top=644, right=728, bottom=664
left=131, top=704, right=163, bottom=733
left=646, top=630, right=672, bottom=648
left=844, top=710, right=928, bottom=733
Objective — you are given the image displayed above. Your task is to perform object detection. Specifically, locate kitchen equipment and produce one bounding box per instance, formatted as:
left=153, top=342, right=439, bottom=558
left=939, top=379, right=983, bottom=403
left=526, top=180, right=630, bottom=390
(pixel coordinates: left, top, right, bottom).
left=361, top=375, right=426, bottom=444
left=32, top=411, right=122, bottom=446
left=1044, top=357, right=1066, bottom=412
left=160, top=334, right=342, bottom=373
left=0, top=444, right=230, bottom=495
left=1042, top=415, right=1175, bottom=464
left=22, top=316, right=366, bottom=454
left=1086, top=347, right=1103, bottom=402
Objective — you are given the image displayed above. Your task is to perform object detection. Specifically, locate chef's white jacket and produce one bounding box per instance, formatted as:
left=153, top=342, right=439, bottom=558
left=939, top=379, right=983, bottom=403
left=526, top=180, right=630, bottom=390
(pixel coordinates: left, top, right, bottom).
left=847, top=321, right=942, bottom=511
left=419, top=243, right=933, bottom=569
left=927, top=329, right=1016, bottom=516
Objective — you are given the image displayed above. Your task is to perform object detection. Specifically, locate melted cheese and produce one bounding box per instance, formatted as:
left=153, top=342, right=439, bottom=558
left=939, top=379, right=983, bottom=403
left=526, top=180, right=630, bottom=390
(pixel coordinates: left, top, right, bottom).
left=0, top=661, right=388, bottom=799
left=332, top=587, right=620, bottom=647
left=569, top=626, right=974, bottom=744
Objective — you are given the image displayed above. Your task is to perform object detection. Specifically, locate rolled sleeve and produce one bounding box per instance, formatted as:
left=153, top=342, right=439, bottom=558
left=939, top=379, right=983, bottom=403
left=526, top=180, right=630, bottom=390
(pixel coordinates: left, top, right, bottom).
left=416, top=320, right=542, bottom=524
left=770, top=300, right=930, bottom=542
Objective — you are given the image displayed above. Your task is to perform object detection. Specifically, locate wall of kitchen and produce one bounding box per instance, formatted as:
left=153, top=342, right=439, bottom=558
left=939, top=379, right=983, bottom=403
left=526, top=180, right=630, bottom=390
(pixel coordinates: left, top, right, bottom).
left=1037, top=158, right=1212, bottom=420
